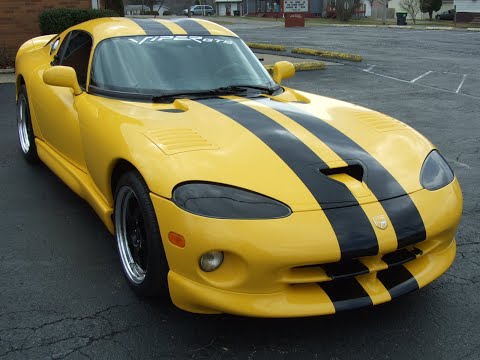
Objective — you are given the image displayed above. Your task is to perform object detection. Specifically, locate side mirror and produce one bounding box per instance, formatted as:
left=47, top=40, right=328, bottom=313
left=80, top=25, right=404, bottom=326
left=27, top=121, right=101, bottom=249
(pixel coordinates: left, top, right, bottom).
left=272, top=61, right=295, bottom=85
left=43, top=66, right=83, bottom=95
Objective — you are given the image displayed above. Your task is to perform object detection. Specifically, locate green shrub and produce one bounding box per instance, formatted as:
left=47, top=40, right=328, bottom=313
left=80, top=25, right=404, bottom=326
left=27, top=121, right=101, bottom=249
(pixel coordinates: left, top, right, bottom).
left=39, top=8, right=119, bottom=35
left=105, top=0, right=125, bottom=16
left=163, top=10, right=172, bottom=16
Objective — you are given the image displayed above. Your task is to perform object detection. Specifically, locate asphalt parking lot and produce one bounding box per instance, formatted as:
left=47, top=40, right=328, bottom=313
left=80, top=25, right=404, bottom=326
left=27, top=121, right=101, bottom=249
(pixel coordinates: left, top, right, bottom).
left=1, top=24, right=479, bottom=360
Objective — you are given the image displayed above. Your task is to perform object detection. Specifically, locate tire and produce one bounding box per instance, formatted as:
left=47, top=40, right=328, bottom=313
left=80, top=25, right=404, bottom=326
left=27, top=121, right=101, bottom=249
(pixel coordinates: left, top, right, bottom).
left=114, top=170, right=169, bottom=297
left=190, top=11, right=194, bottom=16
left=436, top=15, right=440, bottom=20
left=17, top=85, right=39, bottom=163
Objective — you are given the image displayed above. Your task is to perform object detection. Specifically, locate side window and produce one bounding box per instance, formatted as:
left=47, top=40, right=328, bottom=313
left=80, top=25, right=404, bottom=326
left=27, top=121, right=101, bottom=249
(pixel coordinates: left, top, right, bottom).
left=58, top=31, right=93, bottom=89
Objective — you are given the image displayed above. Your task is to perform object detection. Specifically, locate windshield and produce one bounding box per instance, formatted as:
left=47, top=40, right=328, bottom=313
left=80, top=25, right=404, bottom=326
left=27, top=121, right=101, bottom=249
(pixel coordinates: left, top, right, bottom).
left=90, top=35, right=276, bottom=97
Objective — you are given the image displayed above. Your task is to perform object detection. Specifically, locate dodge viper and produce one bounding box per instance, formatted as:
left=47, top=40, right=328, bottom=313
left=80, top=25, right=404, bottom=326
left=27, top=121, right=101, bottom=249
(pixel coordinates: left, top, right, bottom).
left=15, top=17, right=462, bottom=317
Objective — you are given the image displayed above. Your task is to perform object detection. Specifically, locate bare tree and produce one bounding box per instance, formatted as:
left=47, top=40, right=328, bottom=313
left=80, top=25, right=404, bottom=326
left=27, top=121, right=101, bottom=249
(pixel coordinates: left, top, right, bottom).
left=400, top=0, right=421, bottom=24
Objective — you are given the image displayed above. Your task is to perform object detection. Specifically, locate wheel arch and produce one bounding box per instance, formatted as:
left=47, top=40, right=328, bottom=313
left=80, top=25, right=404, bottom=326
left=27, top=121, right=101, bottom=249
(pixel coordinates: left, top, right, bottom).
left=110, top=159, right=142, bottom=201
left=16, top=74, right=25, bottom=99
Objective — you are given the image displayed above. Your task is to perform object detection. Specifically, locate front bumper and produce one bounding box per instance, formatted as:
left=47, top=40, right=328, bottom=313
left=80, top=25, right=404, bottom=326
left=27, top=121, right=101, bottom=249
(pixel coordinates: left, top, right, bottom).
left=168, top=238, right=455, bottom=317
left=151, top=179, right=461, bottom=317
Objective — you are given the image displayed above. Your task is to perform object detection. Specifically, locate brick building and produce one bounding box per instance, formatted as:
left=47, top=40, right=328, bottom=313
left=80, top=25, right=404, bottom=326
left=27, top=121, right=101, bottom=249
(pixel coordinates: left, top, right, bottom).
left=0, top=0, right=105, bottom=64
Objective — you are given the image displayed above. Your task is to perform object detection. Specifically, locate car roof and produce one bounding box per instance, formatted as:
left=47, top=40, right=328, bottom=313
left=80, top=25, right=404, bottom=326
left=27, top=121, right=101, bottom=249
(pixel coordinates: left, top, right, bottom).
left=68, top=17, right=237, bottom=44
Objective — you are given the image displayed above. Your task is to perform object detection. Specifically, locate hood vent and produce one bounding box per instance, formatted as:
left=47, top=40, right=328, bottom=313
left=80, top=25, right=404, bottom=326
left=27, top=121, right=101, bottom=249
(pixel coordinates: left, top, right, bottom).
left=353, top=111, right=409, bottom=132
left=144, top=128, right=218, bottom=155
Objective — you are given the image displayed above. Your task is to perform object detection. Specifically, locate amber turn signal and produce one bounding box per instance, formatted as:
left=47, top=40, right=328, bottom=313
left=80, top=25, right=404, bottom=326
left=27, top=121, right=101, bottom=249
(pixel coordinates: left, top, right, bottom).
left=168, top=232, right=186, bottom=248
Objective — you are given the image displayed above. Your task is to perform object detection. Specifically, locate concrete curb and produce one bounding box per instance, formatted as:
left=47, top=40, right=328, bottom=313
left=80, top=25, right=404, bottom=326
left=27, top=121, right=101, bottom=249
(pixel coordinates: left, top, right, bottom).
left=246, top=42, right=287, bottom=52
left=292, top=47, right=363, bottom=62
left=467, top=28, right=480, bottom=31
left=0, top=68, right=15, bottom=74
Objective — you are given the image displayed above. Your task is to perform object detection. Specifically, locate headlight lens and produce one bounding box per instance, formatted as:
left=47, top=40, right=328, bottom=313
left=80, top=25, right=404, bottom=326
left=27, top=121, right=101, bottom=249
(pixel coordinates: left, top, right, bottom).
left=420, top=150, right=454, bottom=191
left=172, top=182, right=292, bottom=219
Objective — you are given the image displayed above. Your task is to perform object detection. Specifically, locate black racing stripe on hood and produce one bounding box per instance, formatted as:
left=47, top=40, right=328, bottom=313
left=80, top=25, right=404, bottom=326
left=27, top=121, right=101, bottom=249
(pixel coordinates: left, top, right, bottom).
left=130, top=18, right=174, bottom=35
left=259, top=99, right=426, bottom=249
left=320, top=278, right=373, bottom=312
left=171, top=19, right=211, bottom=35
left=377, top=266, right=419, bottom=298
left=200, top=98, right=379, bottom=259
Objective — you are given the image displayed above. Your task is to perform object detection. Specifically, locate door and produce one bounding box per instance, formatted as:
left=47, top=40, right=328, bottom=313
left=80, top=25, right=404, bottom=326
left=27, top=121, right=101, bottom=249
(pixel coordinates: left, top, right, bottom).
left=31, top=30, right=93, bottom=172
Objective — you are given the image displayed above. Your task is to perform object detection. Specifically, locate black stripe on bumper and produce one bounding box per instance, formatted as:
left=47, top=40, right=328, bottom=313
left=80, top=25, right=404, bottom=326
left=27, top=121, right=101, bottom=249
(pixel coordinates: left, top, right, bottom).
left=322, top=259, right=370, bottom=280
left=201, top=98, right=379, bottom=258
left=377, top=265, right=419, bottom=298
left=382, top=248, right=417, bottom=267
left=320, top=278, right=373, bottom=312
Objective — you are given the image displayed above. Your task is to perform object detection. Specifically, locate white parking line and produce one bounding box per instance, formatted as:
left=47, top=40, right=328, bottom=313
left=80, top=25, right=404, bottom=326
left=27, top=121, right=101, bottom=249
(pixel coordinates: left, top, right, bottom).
left=363, top=65, right=376, bottom=72
left=410, top=71, right=433, bottom=83
left=456, top=74, right=467, bottom=94
left=361, top=69, right=480, bottom=100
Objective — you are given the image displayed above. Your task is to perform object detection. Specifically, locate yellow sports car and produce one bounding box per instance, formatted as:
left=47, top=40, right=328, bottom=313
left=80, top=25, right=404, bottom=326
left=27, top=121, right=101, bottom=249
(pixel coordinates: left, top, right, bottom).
left=15, top=17, right=462, bottom=317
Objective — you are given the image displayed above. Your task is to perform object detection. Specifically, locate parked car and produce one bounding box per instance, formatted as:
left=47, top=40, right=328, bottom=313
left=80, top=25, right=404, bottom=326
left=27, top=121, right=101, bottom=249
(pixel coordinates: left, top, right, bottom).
left=183, top=5, right=215, bottom=16
left=436, top=9, right=455, bottom=20
left=15, top=18, right=462, bottom=317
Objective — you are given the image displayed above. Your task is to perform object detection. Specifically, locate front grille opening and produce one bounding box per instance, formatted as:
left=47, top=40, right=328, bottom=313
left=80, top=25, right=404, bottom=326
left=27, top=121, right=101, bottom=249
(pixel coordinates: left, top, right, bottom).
left=320, top=165, right=364, bottom=182
left=291, top=246, right=423, bottom=284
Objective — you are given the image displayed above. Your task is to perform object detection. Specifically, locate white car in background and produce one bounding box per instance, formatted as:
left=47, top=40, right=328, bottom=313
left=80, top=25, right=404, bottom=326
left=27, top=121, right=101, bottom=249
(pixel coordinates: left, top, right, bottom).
left=183, top=5, right=215, bottom=16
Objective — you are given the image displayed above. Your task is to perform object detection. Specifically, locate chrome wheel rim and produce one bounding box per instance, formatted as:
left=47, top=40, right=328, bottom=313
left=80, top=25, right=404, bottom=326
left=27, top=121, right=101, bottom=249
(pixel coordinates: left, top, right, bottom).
left=17, top=94, right=30, bottom=154
left=115, top=186, right=147, bottom=284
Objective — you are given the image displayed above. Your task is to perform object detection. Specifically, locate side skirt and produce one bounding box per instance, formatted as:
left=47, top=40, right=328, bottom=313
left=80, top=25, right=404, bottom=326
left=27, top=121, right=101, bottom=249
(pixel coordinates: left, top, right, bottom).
left=36, top=139, right=114, bottom=234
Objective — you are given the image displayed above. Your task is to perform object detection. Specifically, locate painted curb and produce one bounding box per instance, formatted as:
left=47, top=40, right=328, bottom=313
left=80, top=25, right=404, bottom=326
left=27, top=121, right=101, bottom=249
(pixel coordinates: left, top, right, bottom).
left=246, top=42, right=287, bottom=52
left=426, top=26, right=454, bottom=30
left=264, top=61, right=326, bottom=73
left=388, top=25, right=413, bottom=29
left=292, top=47, right=363, bottom=62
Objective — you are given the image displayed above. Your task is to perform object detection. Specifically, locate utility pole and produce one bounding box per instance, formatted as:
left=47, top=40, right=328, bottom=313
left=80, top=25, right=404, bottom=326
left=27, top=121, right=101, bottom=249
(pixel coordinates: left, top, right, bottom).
left=188, top=0, right=194, bottom=17
left=382, top=0, right=387, bottom=25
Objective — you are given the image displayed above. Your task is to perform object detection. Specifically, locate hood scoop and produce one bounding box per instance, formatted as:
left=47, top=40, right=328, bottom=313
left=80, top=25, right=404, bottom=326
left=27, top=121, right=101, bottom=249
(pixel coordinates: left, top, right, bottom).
left=320, top=164, right=364, bottom=182
left=144, top=128, right=218, bottom=155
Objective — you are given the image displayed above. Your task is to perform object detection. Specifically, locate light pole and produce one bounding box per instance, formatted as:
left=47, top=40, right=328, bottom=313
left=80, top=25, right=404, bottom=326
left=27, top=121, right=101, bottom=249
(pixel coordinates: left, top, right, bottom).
left=188, top=0, right=194, bottom=17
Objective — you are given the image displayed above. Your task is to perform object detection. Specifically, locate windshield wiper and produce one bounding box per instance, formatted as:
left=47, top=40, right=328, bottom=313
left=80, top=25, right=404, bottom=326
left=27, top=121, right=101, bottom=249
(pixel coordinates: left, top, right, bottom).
left=152, top=90, right=219, bottom=103
left=152, top=85, right=281, bottom=103
left=213, top=84, right=281, bottom=95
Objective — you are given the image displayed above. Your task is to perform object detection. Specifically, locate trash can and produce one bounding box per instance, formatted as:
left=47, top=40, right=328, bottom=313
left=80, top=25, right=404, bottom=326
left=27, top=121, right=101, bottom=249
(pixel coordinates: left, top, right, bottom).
left=396, top=12, right=407, bottom=25
left=233, top=10, right=240, bottom=16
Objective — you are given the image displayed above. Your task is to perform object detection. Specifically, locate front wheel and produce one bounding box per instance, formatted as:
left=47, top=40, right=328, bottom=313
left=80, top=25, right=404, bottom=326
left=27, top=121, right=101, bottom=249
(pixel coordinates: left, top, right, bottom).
left=17, top=85, right=39, bottom=163
left=114, top=171, right=169, bottom=297
left=436, top=15, right=440, bottom=20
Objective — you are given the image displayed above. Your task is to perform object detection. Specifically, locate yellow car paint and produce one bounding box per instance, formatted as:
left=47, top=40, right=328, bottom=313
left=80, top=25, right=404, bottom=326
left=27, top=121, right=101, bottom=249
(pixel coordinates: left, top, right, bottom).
left=15, top=18, right=462, bottom=317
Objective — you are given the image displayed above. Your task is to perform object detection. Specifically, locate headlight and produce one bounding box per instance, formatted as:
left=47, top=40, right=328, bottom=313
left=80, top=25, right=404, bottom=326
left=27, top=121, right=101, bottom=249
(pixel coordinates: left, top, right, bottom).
left=172, top=182, right=291, bottom=219
left=420, top=150, right=454, bottom=191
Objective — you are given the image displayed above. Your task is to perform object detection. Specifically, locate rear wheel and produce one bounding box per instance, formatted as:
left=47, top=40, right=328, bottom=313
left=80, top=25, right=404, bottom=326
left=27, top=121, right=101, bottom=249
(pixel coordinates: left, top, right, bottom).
left=114, top=171, right=169, bottom=297
left=17, top=85, right=39, bottom=163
